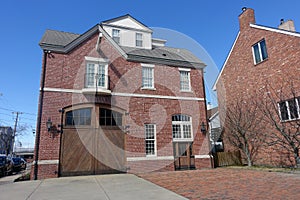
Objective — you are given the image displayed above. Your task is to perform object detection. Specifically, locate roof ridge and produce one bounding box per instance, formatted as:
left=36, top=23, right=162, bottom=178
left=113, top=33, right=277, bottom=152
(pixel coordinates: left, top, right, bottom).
left=45, top=29, right=81, bottom=36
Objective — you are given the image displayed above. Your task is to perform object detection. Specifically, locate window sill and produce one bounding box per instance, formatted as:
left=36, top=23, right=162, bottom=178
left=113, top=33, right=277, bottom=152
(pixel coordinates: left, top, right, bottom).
left=64, top=125, right=92, bottom=129
left=280, top=118, right=300, bottom=123
left=173, top=138, right=194, bottom=142
left=254, top=58, right=268, bottom=66
left=82, top=87, right=111, bottom=95
left=141, top=87, right=156, bottom=91
left=180, top=90, right=193, bottom=93
left=145, top=155, right=157, bottom=158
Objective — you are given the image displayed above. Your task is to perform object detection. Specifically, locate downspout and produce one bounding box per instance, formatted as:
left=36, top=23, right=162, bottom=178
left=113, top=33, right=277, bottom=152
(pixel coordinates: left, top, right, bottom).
left=33, top=50, right=49, bottom=180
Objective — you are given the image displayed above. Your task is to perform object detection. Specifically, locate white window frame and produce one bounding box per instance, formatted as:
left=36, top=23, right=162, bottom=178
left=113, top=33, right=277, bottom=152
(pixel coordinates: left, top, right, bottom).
left=278, top=98, right=300, bottom=121
left=112, top=29, right=120, bottom=44
left=252, top=39, right=268, bottom=64
left=145, top=124, right=157, bottom=157
left=136, top=32, right=143, bottom=47
left=172, top=115, right=193, bottom=142
left=179, top=68, right=191, bottom=92
left=85, top=57, right=109, bottom=89
left=142, top=64, right=155, bottom=89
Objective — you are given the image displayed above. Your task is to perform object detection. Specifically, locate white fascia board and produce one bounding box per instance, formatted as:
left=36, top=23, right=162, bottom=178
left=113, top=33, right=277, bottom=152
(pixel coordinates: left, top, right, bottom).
left=212, top=32, right=240, bottom=91
left=209, top=110, right=219, bottom=121
left=250, top=24, right=300, bottom=38
left=98, top=25, right=128, bottom=59
left=85, top=56, right=109, bottom=62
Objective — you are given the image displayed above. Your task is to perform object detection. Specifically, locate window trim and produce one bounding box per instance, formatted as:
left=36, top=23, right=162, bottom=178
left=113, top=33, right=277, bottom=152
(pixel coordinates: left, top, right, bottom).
left=144, top=124, right=157, bottom=157
left=141, top=64, right=155, bottom=90
left=179, top=70, right=191, bottom=92
left=252, top=39, right=268, bottom=65
left=172, top=114, right=193, bottom=142
left=278, top=97, right=300, bottom=122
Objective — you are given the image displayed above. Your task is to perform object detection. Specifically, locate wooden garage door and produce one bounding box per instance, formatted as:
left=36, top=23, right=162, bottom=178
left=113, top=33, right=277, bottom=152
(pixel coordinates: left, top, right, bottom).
left=59, top=107, right=125, bottom=177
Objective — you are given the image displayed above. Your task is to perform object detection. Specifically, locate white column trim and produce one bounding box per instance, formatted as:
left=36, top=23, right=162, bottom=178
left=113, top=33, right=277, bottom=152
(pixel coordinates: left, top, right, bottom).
left=33, top=159, right=59, bottom=165
left=43, top=87, right=82, bottom=94
left=194, top=155, right=211, bottom=159
left=112, top=92, right=204, bottom=101
left=127, top=156, right=174, bottom=161
left=42, top=87, right=205, bottom=101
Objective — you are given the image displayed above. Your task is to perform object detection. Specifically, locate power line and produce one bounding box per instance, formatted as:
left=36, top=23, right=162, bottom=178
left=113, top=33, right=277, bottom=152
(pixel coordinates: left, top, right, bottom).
left=0, top=107, right=36, bottom=116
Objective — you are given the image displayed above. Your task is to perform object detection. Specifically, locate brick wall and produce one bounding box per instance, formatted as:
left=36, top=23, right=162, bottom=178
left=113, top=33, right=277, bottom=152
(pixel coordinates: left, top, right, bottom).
left=216, top=8, right=300, bottom=166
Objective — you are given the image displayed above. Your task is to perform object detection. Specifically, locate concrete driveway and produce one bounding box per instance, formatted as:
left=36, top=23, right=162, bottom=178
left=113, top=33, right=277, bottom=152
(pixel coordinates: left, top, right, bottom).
left=0, top=174, right=187, bottom=200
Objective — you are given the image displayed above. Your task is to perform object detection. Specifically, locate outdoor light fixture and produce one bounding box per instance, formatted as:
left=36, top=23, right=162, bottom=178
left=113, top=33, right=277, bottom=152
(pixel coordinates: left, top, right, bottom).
left=46, top=118, right=53, bottom=132
left=200, top=121, right=206, bottom=134
left=46, top=118, right=62, bottom=134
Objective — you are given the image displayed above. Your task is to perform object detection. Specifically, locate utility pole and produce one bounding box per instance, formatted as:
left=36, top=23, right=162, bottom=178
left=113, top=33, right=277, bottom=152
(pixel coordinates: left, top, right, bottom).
left=12, top=111, right=23, bottom=155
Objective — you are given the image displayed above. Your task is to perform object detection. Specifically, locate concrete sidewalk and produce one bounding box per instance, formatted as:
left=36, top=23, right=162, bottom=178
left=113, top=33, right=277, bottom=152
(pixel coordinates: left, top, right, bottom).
left=0, top=174, right=187, bottom=200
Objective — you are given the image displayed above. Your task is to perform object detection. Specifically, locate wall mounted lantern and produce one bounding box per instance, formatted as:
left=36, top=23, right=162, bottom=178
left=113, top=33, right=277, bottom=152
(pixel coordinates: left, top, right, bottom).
left=200, top=121, right=207, bottom=134
left=46, top=118, right=53, bottom=132
left=46, top=117, right=62, bottom=135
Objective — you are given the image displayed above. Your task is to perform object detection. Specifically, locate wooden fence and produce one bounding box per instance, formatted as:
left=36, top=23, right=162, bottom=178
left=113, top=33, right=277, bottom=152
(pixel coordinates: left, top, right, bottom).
left=213, top=151, right=242, bottom=167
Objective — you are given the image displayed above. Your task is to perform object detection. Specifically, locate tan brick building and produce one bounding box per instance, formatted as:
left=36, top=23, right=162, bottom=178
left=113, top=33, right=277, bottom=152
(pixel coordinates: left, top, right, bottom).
left=214, top=8, right=300, bottom=166
left=32, top=15, right=212, bottom=179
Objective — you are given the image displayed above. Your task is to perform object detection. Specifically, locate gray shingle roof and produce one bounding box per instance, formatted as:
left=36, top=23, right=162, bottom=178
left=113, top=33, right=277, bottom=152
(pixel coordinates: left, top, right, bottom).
left=121, top=46, right=205, bottom=68
left=39, top=23, right=205, bottom=68
left=40, top=30, right=80, bottom=47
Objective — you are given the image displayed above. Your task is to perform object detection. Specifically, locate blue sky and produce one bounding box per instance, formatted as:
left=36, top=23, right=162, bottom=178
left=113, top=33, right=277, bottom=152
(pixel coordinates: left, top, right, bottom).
left=0, top=0, right=300, bottom=147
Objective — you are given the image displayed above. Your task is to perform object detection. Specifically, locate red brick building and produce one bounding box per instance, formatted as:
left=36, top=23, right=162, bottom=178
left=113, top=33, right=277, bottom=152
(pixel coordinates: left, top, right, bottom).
left=214, top=8, right=300, bottom=166
left=32, top=15, right=212, bottom=179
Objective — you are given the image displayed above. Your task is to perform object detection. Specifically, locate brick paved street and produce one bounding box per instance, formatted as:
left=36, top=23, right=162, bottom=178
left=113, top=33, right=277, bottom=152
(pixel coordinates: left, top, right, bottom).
left=139, top=168, right=300, bottom=200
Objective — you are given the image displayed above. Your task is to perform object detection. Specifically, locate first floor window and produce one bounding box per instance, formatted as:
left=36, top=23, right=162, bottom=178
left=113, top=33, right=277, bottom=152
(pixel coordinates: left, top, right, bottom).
left=85, top=61, right=108, bottom=89
left=279, top=98, right=300, bottom=121
left=142, top=66, right=154, bottom=89
left=65, top=108, right=92, bottom=126
left=172, top=114, right=193, bottom=141
left=252, top=39, right=268, bottom=64
left=180, top=70, right=191, bottom=91
left=99, top=108, right=122, bottom=126
left=145, top=124, right=156, bottom=156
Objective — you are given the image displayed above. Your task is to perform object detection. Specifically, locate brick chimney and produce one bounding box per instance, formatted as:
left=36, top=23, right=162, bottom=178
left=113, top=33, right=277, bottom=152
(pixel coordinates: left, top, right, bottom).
left=278, top=19, right=296, bottom=32
left=239, top=7, right=256, bottom=31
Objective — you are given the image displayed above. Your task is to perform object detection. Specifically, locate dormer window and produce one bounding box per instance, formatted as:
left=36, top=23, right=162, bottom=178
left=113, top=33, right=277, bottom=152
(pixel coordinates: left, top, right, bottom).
left=112, top=29, right=120, bottom=44
left=136, top=33, right=143, bottom=47
left=252, top=39, right=268, bottom=64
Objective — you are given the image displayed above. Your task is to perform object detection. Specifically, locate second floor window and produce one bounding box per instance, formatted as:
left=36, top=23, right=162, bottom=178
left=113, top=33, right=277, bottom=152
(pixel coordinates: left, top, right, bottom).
left=279, top=97, right=300, bottom=121
left=252, top=39, right=268, bottom=64
left=136, top=33, right=143, bottom=47
left=142, top=66, right=154, bottom=89
left=180, top=70, right=191, bottom=91
left=85, top=62, right=108, bottom=89
left=112, top=29, right=120, bottom=44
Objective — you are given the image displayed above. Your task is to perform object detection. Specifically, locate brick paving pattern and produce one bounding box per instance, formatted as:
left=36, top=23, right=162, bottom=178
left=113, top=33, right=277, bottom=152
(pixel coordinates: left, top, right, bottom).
left=139, top=168, right=300, bottom=200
